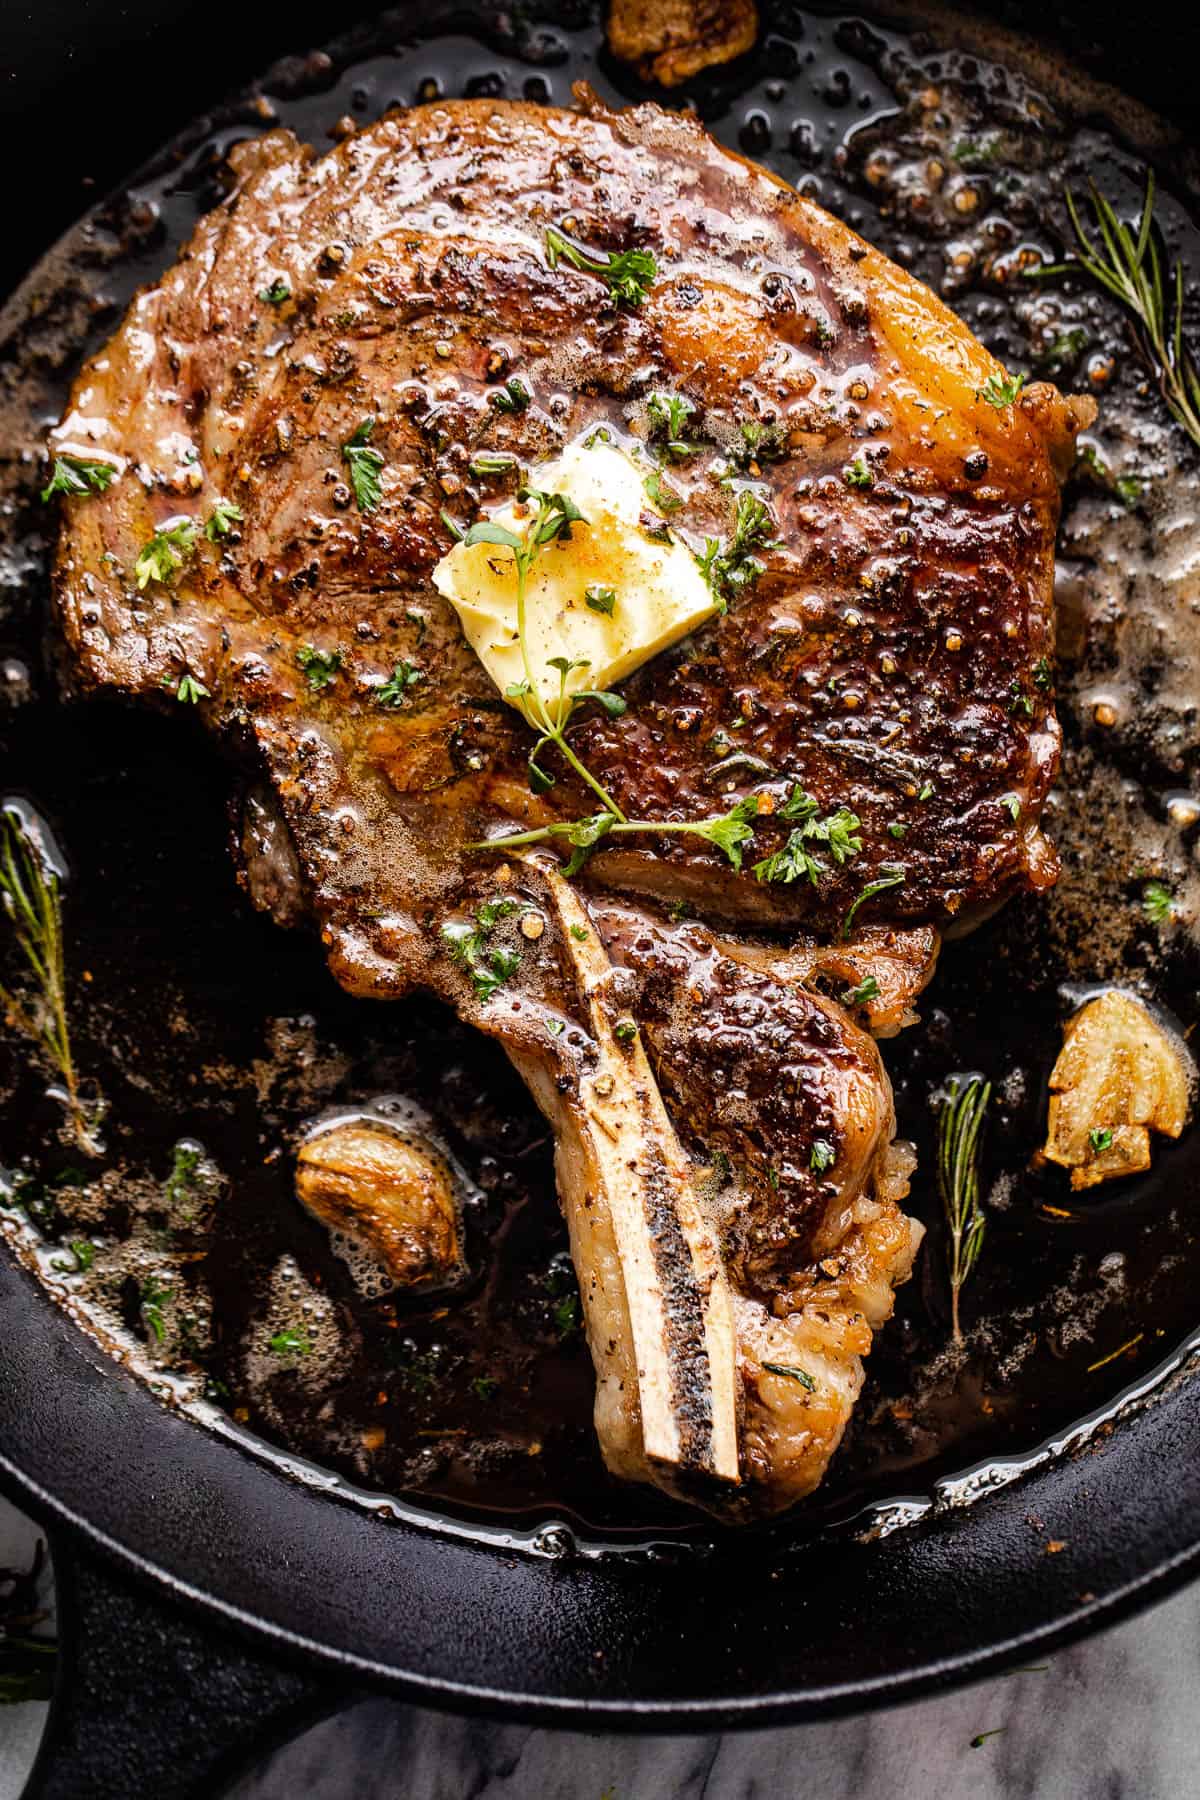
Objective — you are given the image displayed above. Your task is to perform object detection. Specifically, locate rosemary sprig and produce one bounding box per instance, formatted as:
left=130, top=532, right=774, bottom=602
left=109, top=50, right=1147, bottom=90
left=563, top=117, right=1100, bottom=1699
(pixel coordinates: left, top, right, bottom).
left=0, top=811, right=100, bottom=1155
left=937, top=1074, right=992, bottom=1343
left=1049, top=173, right=1200, bottom=454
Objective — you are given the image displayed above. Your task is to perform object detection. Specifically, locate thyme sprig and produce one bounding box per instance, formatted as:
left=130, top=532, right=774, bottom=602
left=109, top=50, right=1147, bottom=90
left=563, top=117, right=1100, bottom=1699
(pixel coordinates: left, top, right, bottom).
left=937, top=1074, right=992, bottom=1343
left=0, top=811, right=100, bottom=1155
left=1044, top=174, right=1200, bottom=454
left=544, top=225, right=657, bottom=307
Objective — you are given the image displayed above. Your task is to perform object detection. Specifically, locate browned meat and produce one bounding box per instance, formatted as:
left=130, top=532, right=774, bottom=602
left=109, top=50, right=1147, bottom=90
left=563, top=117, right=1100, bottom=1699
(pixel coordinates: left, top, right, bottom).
left=607, top=0, right=758, bottom=86
left=47, top=93, right=1079, bottom=1516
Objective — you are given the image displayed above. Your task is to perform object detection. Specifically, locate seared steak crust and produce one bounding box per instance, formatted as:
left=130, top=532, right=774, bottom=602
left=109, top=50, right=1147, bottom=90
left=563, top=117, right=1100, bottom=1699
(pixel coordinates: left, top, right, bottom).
left=53, top=93, right=1083, bottom=976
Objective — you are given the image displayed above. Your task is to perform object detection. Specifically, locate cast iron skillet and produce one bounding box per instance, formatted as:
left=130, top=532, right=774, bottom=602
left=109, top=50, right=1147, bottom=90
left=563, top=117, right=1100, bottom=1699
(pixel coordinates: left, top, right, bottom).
left=3, top=2, right=1200, bottom=1795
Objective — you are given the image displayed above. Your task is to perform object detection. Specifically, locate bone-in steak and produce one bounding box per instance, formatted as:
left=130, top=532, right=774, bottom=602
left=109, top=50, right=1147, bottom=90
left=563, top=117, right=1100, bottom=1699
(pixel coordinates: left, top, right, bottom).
left=48, top=93, right=1084, bottom=1517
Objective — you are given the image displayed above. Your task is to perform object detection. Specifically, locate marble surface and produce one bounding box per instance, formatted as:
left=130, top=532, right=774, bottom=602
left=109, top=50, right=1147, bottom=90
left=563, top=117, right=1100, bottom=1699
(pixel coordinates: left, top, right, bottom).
left=2, top=1488, right=1199, bottom=1800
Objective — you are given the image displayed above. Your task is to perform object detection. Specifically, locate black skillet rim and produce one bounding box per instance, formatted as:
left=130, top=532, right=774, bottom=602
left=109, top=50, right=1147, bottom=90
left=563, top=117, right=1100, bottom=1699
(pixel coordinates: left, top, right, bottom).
left=2, top=1247, right=1199, bottom=1726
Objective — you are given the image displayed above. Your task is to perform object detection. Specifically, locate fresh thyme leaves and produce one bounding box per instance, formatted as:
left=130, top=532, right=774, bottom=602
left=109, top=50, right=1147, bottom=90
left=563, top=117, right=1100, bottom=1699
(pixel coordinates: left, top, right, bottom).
left=440, top=898, right=522, bottom=1003
left=1042, top=174, right=1200, bottom=455
left=937, top=1074, right=992, bottom=1343
left=1142, top=879, right=1175, bottom=924
left=174, top=673, right=209, bottom=704
left=842, top=454, right=873, bottom=489
left=140, top=1274, right=172, bottom=1344
left=762, top=1360, right=816, bottom=1389
left=810, top=1139, right=837, bottom=1173
left=647, top=391, right=700, bottom=458
left=1008, top=680, right=1034, bottom=717
left=205, top=497, right=244, bottom=540
left=377, top=660, right=425, bottom=707
left=53, top=1237, right=95, bottom=1274
left=585, top=583, right=617, bottom=616
left=840, top=975, right=880, bottom=1007
left=472, top=1373, right=499, bottom=1400
left=1033, top=655, right=1053, bottom=690
left=41, top=454, right=117, bottom=503
left=553, top=1292, right=581, bottom=1337
left=978, top=371, right=1026, bottom=408
left=970, top=1729, right=1005, bottom=1750
left=478, top=793, right=763, bottom=876
left=342, top=417, right=385, bottom=511
left=613, top=1019, right=638, bottom=1044
left=644, top=467, right=682, bottom=513
left=491, top=376, right=531, bottom=414
left=296, top=644, right=343, bottom=691
left=469, top=451, right=516, bottom=478
left=752, top=789, right=862, bottom=886
left=1089, top=1126, right=1114, bottom=1153
left=696, top=488, right=779, bottom=606
left=269, top=1327, right=313, bottom=1356
left=1003, top=794, right=1021, bottom=821
left=544, top=224, right=657, bottom=307
left=569, top=923, right=589, bottom=941
left=842, top=865, right=905, bottom=939
left=258, top=279, right=290, bottom=305
left=165, top=1144, right=202, bottom=1209
left=0, top=811, right=99, bottom=1155
left=135, top=517, right=198, bottom=588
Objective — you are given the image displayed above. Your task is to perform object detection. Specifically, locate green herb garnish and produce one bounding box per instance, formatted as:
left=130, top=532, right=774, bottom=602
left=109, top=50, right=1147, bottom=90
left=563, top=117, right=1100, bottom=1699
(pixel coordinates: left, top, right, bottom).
left=135, top=517, right=198, bottom=588
left=937, top=1074, right=992, bottom=1342
left=41, top=454, right=117, bottom=503
left=753, top=789, right=862, bottom=887
left=842, top=866, right=905, bottom=939
left=647, top=392, right=699, bottom=459
left=0, top=810, right=98, bottom=1154
left=762, top=1361, right=816, bottom=1390
left=842, top=454, right=874, bottom=489
left=584, top=584, right=617, bottom=616
left=377, top=660, right=425, bottom=706
left=809, top=1139, right=836, bottom=1173
left=258, top=280, right=290, bottom=305
left=1088, top=1126, right=1114, bottom=1153
left=440, top=898, right=522, bottom=1003
left=205, top=497, right=244, bottom=540
left=840, top=976, right=880, bottom=1007
left=342, top=418, right=385, bottom=511
left=491, top=377, right=531, bottom=414
left=644, top=467, right=682, bottom=514
left=269, top=1328, right=313, bottom=1357
left=978, top=371, right=1026, bottom=408
left=1142, top=880, right=1174, bottom=924
left=296, top=644, right=343, bottom=691
left=696, top=488, right=778, bottom=606
left=544, top=225, right=657, bottom=307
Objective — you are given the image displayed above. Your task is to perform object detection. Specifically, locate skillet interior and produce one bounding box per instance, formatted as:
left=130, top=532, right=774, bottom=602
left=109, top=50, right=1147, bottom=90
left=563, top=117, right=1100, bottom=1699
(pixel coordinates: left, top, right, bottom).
left=1, top=0, right=1200, bottom=1717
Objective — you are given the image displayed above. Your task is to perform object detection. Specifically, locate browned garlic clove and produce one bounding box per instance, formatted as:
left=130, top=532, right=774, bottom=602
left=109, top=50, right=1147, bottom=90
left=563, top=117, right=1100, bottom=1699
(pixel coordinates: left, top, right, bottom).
left=295, top=1119, right=464, bottom=1290
left=1043, top=991, right=1194, bottom=1191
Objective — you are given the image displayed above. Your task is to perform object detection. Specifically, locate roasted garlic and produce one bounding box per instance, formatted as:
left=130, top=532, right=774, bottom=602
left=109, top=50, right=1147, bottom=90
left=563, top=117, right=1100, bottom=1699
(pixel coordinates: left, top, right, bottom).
left=295, top=1118, right=464, bottom=1289
left=1043, top=991, right=1193, bottom=1190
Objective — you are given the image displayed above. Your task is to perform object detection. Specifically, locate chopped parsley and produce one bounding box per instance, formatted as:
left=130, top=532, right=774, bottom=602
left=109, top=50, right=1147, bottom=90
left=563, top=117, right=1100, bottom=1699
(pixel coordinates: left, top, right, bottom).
left=41, top=454, right=117, bottom=503
left=205, top=497, right=244, bottom=540
left=440, top=898, right=522, bottom=1002
left=978, top=371, right=1026, bottom=408
left=647, top=391, right=700, bottom=458
left=544, top=224, right=657, bottom=307
left=342, top=418, right=385, bottom=511
left=377, top=660, right=425, bottom=706
left=296, top=644, right=343, bottom=690
left=584, top=584, right=617, bottom=616
left=696, top=489, right=778, bottom=606
left=135, top=517, right=198, bottom=588
left=753, top=788, right=862, bottom=887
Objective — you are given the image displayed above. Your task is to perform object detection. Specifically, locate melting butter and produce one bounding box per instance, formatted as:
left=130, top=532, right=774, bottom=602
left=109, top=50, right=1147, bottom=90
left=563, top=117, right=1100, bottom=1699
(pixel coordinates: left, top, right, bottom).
left=433, top=439, right=718, bottom=722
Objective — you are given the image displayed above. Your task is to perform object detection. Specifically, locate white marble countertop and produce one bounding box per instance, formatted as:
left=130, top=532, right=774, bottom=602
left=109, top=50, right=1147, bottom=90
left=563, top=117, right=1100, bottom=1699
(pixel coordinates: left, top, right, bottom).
left=2, top=1490, right=1197, bottom=1799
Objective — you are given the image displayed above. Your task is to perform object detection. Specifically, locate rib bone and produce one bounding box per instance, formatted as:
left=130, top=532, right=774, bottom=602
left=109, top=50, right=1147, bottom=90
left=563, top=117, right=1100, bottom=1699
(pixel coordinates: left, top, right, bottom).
left=505, top=865, right=740, bottom=1490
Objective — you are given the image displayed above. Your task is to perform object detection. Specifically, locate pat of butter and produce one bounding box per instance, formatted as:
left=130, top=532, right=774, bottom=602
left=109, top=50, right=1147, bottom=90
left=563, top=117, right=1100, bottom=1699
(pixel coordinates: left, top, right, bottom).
left=433, top=439, right=718, bottom=723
